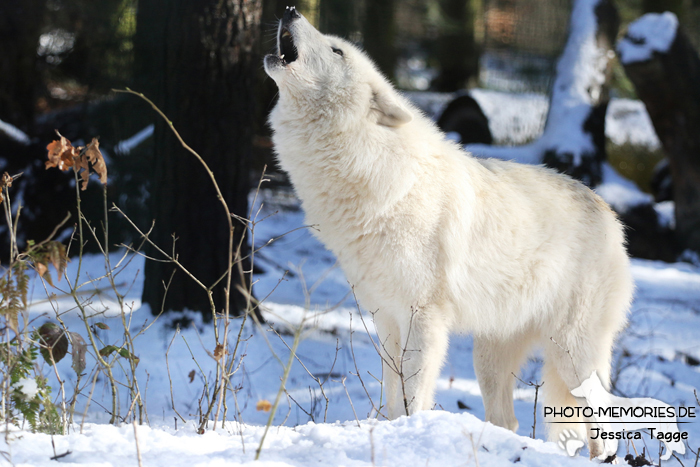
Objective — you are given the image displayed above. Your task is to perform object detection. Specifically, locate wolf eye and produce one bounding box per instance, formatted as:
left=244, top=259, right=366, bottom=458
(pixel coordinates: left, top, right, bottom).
left=331, top=47, right=344, bottom=57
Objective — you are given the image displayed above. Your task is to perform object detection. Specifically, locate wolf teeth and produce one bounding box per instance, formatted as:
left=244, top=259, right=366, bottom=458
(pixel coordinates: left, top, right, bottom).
left=282, top=31, right=291, bottom=38
left=280, top=54, right=285, bottom=59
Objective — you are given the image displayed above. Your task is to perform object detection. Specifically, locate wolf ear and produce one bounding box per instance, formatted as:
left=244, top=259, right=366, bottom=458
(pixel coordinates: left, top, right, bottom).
left=371, top=87, right=412, bottom=127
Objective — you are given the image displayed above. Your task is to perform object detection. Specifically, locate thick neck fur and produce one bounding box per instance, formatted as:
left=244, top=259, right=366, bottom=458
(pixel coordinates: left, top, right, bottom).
left=269, top=90, right=423, bottom=228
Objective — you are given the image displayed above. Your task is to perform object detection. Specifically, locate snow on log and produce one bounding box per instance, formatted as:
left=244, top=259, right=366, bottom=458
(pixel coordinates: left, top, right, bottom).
left=467, top=0, right=618, bottom=187
left=0, top=118, right=31, bottom=145
left=114, top=124, right=155, bottom=155
left=619, top=12, right=700, bottom=253
left=617, top=12, right=678, bottom=64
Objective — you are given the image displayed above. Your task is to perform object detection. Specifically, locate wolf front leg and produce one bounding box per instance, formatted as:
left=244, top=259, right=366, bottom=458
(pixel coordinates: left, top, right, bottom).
left=372, top=312, right=402, bottom=419
left=387, top=306, right=451, bottom=417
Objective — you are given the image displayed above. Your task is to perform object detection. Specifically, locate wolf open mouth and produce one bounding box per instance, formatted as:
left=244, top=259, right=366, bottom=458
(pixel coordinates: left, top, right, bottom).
left=279, top=27, right=298, bottom=65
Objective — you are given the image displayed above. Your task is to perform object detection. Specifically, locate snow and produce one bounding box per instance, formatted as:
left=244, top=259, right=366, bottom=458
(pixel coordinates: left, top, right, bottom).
left=114, top=124, right=154, bottom=155
left=470, top=89, right=548, bottom=146
left=14, top=377, right=39, bottom=400
left=595, top=162, right=653, bottom=213
left=0, top=119, right=31, bottom=145
left=655, top=200, right=675, bottom=229
left=3, top=412, right=597, bottom=467
left=618, top=12, right=679, bottom=65
left=2, top=178, right=699, bottom=465
left=606, top=99, right=660, bottom=149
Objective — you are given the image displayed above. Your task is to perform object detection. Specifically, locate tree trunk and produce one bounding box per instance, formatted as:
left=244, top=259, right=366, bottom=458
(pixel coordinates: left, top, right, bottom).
left=134, top=0, right=261, bottom=319
left=620, top=18, right=700, bottom=253
left=431, top=0, right=479, bottom=92
left=642, top=0, right=684, bottom=16
left=0, top=0, right=45, bottom=134
left=362, top=0, right=396, bottom=82
left=320, top=0, right=357, bottom=39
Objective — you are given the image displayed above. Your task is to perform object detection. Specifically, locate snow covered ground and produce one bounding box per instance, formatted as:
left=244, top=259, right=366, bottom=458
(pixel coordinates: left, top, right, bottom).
left=2, top=178, right=699, bottom=466
left=3, top=411, right=598, bottom=466
left=0, top=76, right=696, bottom=465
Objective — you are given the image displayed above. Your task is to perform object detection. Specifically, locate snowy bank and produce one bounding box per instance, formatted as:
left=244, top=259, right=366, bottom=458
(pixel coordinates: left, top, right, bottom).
left=1, top=412, right=593, bottom=467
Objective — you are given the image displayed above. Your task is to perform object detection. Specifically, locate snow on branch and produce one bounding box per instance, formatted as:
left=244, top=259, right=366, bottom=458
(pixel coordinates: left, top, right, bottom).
left=618, top=12, right=678, bottom=65
left=468, top=0, right=617, bottom=187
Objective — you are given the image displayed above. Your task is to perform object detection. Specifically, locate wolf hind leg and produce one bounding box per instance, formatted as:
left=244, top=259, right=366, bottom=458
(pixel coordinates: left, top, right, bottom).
left=542, top=358, right=588, bottom=446
left=544, top=325, right=621, bottom=459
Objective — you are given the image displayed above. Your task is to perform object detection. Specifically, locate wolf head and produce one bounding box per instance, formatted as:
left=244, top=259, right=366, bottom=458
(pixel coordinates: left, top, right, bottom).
left=263, top=6, right=412, bottom=128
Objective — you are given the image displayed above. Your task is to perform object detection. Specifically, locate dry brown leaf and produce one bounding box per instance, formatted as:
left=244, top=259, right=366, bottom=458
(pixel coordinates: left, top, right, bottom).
left=36, top=262, right=54, bottom=286
left=213, top=344, right=225, bottom=361
left=256, top=400, right=272, bottom=412
left=6, top=312, right=18, bottom=335
left=46, top=135, right=108, bottom=191
left=36, top=262, right=48, bottom=278
left=84, top=139, right=107, bottom=186
left=76, top=149, right=91, bottom=191
left=188, top=370, right=196, bottom=383
left=48, top=242, right=67, bottom=282
left=45, top=135, right=77, bottom=171
left=0, top=173, right=10, bottom=204
left=2, top=172, right=12, bottom=188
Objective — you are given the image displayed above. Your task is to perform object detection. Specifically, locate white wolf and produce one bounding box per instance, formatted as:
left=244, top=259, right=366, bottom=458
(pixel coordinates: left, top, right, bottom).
left=264, top=7, right=633, bottom=458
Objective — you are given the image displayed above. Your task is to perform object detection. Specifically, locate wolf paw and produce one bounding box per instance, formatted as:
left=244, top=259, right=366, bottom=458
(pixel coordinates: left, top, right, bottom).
left=558, top=429, right=585, bottom=457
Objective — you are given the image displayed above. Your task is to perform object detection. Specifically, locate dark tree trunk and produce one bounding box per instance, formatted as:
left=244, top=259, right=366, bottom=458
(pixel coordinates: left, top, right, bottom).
left=320, top=0, right=357, bottom=39
left=0, top=0, right=45, bottom=134
left=643, top=0, right=684, bottom=16
left=621, top=25, right=700, bottom=253
left=431, top=0, right=478, bottom=92
left=134, top=0, right=261, bottom=319
left=363, top=0, right=396, bottom=82
left=0, top=0, right=74, bottom=261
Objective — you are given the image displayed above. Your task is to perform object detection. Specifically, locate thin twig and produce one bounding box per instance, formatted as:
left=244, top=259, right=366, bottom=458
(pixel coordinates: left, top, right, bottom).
left=549, top=337, right=581, bottom=383
left=115, top=89, right=235, bottom=431
left=166, top=326, right=187, bottom=424
left=348, top=311, right=386, bottom=420
left=512, top=373, right=544, bottom=439
left=338, top=376, right=361, bottom=428
left=255, top=321, right=303, bottom=460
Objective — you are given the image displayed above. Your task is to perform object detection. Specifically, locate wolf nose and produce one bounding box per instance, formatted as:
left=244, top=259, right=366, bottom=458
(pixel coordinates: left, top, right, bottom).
left=283, top=6, right=300, bottom=21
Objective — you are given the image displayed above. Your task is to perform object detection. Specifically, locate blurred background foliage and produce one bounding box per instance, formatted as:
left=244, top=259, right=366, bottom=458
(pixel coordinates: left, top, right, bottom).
left=27, top=0, right=700, bottom=110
